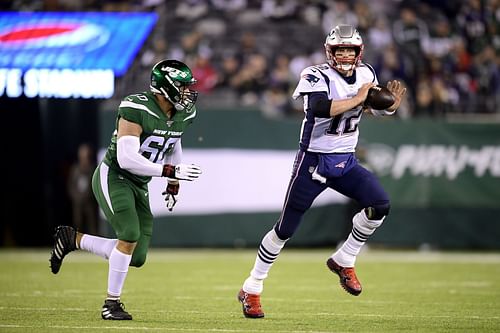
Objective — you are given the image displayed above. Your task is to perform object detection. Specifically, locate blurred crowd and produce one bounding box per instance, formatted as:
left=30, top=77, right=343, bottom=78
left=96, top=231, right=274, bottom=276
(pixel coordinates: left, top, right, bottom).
left=6, top=0, right=500, bottom=119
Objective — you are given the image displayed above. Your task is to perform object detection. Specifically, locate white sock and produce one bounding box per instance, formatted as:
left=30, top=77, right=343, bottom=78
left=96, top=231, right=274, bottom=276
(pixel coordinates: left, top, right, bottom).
left=80, top=234, right=118, bottom=260
left=243, top=276, right=264, bottom=294
left=107, top=247, right=132, bottom=298
left=332, top=210, right=384, bottom=267
left=243, top=229, right=287, bottom=294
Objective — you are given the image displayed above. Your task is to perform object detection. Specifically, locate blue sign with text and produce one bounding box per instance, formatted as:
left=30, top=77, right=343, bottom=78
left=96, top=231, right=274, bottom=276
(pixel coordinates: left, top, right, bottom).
left=0, top=12, right=157, bottom=76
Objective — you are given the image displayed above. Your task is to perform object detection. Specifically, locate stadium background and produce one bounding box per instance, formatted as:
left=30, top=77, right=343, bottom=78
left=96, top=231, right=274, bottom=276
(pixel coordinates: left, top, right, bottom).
left=1, top=0, right=499, bottom=249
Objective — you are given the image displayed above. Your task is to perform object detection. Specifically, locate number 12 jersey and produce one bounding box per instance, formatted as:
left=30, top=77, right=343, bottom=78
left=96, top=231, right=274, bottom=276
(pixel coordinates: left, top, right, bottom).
left=292, top=62, right=377, bottom=154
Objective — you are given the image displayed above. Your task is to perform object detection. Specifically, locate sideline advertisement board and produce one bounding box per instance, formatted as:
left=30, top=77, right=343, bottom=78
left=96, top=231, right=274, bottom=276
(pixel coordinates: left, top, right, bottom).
left=0, top=12, right=157, bottom=98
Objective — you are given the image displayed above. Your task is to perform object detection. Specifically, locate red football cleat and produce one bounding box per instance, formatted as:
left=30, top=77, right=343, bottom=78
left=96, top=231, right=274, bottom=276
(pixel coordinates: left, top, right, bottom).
left=237, top=289, right=264, bottom=318
left=326, top=258, right=362, bottom=296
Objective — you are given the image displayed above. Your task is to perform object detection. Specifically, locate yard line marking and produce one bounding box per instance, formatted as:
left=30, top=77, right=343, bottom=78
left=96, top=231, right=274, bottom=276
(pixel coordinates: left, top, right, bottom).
left=316, top=313, right=500, bottom=320
left=0, top=307, right=87, bottom=311
left=1, top=308, right=499, bottom=321
left=0, top=324, right=337, bottom=333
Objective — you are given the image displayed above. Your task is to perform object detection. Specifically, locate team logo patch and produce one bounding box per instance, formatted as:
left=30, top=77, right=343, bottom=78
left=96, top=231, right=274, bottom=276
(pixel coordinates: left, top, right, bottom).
left=302, top=73, right=320, bottom=87
left=335, top=161, right=347, bottom=168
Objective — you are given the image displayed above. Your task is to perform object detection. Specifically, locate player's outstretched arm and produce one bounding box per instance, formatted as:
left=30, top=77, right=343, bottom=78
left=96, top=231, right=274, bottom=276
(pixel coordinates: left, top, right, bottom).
left=117, top=118, right=202, bottom=180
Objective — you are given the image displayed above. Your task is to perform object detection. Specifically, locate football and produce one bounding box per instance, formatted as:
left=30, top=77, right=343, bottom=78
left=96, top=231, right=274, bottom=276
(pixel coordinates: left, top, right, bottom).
left=365, top=85, right=395, bottom=110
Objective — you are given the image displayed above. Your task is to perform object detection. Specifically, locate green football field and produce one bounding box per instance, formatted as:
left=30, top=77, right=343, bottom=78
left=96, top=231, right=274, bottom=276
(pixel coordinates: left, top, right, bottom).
left=0, top=249, right=499, bottom=333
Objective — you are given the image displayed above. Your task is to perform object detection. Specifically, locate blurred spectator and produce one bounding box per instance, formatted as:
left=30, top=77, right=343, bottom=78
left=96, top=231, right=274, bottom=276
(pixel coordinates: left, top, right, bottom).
left=261, top=81, right=291, bottom=118
left=167, top=31, right=206, bottom=68
left=415, top=76, right=435, bottom=116
left=367, top=16, right=393, bottom=62
left=216, top=52, right=241, bottom=89
left=289, top=53, right=313, bottom=81
left=261, top=0, right=299, bottom=21
left=485, top=0, right=500, bottom=53
left=392, top=4, right=429, bottom=83
left=353, top=1, right=375, bottom=35
left=211, top=0, right=247, bottom=12
left=106, top=0, right=498, bottom=117
left=322, top=0, right=358, bottom=35
left=422, top=18, right=458, bottom=59
left=261, top=54, right=296, bottom=118
left=231, top=53, right=269, bottom=105
left=67, top=143, right=98, bottom=235
left=456, top=0, right=489, bottom=55
left=191, top=53, right=219, bottom=94
left=235, top=31, right=260, bottom=65
left=175, top=0, right=209, bottom=21
left=141, top=37, right=169, bottom=69
left=470, top=45, right=500, bottom=113
left=374, top=43, right=409, bottom=90
left=299, top=1, right=323, bottom=27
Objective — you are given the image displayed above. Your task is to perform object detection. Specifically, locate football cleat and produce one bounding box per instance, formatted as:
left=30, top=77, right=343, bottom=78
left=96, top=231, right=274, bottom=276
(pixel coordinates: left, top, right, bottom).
left=237, top=289, right=264, bottom=318
left=49, top=225, right=77, bottom=274
left=101, top=299, right=133, bottom=320
left=326, top=258, right=362, bottom=296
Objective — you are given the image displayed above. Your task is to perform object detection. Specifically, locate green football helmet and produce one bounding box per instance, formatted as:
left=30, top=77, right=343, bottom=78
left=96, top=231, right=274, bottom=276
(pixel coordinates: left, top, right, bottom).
left=150, top=59, right=198, bottom=111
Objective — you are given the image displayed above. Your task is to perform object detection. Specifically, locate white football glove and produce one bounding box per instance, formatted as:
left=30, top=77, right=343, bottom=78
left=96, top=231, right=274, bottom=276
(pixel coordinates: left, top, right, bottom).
left=162, top=181, right=179, bottom=211
left=174, top=163, right=202, bottom=181
left=165, top=193, right=177, bottom=211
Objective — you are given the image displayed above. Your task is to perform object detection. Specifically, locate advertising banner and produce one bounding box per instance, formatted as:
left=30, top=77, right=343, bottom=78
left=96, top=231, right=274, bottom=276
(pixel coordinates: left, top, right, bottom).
left=0, top=12, right=157, bottom=98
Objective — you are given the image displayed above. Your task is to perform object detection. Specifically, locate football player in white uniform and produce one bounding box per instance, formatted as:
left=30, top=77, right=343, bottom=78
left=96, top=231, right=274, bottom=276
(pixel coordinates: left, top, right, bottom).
left=238, top=25, right=406, bottom=318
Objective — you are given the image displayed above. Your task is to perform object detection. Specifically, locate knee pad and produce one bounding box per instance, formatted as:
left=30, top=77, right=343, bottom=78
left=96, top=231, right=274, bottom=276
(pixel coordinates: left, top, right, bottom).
left=364, top=202, right=390, bottom=221
left=118, top=226, right=141, bottom=243
left=353, top=206, right=387, bottom=236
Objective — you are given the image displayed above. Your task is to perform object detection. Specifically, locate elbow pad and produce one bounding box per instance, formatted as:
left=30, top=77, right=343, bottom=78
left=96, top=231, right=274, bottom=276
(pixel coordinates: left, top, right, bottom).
left=308, top=92, right=331, bottom=118
left=117, top=135, right=163, bottom=176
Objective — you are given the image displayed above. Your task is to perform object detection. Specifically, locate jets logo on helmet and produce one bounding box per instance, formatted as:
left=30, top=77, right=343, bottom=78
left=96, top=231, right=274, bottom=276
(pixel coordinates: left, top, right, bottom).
left=162, top=66, right=190, bottom=79
left=324, top=24, right=364, bottom=72
left=150, top=59, right=198, bottom=112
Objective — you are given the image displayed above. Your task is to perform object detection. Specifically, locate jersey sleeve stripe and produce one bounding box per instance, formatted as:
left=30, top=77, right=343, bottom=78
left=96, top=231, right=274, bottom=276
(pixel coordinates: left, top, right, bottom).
left=119, top=100, right=160, bottom=119
left=316, top=69, right=331, bottom=95
left=364, top=63, right=377, bottom=83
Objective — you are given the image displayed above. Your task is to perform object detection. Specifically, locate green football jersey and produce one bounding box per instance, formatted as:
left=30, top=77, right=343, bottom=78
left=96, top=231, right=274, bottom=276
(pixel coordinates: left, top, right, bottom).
left=103, top=91, right=196, bottom=185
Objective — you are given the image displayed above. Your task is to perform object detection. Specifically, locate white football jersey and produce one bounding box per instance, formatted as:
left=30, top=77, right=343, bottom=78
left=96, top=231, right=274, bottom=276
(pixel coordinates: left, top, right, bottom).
left=292, top=62, right=378, bottom=153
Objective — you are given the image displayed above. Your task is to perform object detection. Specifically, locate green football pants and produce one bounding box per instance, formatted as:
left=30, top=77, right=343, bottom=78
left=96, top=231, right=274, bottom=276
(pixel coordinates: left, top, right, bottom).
left=92, top=162, right=153, bottom=267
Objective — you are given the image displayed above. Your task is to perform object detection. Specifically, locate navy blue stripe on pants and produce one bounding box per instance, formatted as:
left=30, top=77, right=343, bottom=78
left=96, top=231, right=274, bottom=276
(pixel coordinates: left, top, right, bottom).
left=274, top=150, right=389, bottom=240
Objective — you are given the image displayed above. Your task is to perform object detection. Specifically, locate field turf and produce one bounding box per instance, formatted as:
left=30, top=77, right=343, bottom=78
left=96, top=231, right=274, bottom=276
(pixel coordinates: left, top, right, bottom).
left=0, top=249, right=499, bottom=332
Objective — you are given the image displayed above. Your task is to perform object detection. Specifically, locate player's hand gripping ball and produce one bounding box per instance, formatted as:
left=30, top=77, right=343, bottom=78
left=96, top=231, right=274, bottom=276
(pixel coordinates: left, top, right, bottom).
left=364, top=85, right=396, bottom=110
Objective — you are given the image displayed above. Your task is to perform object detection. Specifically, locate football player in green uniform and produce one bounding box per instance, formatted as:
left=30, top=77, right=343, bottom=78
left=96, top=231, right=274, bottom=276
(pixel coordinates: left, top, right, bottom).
left=49, top=59, right=202, bottom=320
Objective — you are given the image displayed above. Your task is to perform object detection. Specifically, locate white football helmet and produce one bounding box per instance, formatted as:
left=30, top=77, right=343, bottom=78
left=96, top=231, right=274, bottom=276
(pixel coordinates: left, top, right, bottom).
left=324, top=24, right=364, bottom=72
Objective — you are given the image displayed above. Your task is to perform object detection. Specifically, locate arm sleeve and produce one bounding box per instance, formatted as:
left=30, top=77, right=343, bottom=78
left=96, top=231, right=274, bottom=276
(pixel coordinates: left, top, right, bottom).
left=164, top=139, right=182, bottom=166
left=308, top=92, right=332, bottom=118
left=117, top=135, right=163, bottom=177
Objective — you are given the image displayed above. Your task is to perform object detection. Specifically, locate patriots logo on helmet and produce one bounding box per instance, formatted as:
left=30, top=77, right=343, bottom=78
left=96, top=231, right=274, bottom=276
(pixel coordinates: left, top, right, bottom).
left=302, top=73, right=320, bottom=87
